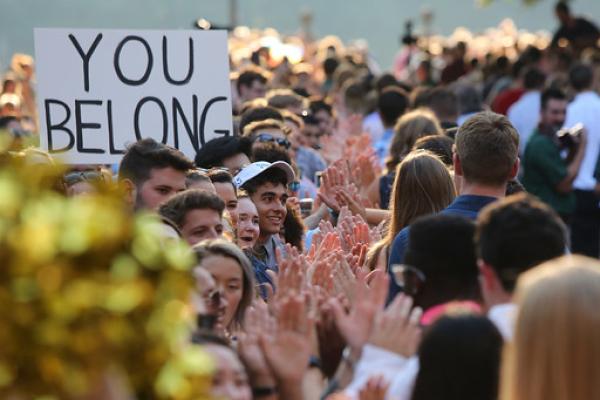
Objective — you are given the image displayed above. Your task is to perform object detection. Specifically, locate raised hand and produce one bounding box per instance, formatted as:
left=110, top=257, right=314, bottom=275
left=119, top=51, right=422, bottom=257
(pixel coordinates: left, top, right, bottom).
left=310, top=256, right=335, bottom=295
left=359, top=376, right=389, bottom=400
left=369, top=294, right=422, bottom=357
left=331, top=251, right=357, bottom=303
left=260, top=295, right=314, bottom=384
left=319, top=165, right=347, bottom=212
left=309, top=231, right=342, bottom=264
left=286, top=196, right=302, bottom=217
left=353, top=153, right=379, bottom=192
left=271, top=247, right=309, bottom=315
left=238, top=301, right=277, bottom=386
left=327, top=270, right=389, bottom=354
left=336, top=186, right=367, bottom=221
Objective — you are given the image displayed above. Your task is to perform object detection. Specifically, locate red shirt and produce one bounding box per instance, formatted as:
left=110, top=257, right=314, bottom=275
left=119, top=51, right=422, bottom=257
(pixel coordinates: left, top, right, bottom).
left=491, top=88, right=525, bottom=115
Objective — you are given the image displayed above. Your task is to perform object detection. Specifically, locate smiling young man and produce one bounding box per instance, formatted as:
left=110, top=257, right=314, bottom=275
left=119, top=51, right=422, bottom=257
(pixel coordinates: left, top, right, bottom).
left=233, top=161, right=295, bottom=272
left=118, top=138, right=195, bottom=210
left=158, top=189, right=225, bottom=246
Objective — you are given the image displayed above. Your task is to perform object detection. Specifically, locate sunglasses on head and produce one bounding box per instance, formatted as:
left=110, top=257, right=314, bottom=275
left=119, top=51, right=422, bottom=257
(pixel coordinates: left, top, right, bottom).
left=196, top=167, right=230, bottom=174
left=391, top=264, right=426, bottom=297
left=63, top=170, right=105, bottom=187
left=255, top=133, right=291, bottom=149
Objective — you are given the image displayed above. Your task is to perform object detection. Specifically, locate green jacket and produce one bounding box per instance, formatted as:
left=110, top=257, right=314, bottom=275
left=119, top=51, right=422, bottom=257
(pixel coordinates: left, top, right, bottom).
left=522, top=130, right=575, bottom=216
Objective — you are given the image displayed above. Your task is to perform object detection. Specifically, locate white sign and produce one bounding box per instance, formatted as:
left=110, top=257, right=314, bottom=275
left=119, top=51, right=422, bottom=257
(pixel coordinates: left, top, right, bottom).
left=34, top=28, right=232, bottom=164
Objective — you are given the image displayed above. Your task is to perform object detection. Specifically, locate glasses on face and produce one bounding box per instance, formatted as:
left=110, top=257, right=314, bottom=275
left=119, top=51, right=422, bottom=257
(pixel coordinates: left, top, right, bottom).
left=289, top=181, right=301, bottom=192
left=391, top=264, right=426, bottom=297
left=255, top=133, right=291, bottom=149
left=63, top=170, right=105, bottom=186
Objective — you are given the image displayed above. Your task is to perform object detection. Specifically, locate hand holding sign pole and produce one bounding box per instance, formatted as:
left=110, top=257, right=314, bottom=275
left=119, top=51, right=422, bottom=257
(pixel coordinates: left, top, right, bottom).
left=34, top=28, right=233, bottom=164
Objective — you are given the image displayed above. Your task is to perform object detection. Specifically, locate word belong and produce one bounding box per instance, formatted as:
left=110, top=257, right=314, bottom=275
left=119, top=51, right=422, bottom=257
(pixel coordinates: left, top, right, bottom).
left=35, top=28, right=233, bottom=164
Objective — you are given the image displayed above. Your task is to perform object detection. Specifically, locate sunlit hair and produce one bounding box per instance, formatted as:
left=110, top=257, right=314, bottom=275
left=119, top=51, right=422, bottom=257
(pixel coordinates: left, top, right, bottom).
left=501, top=255, right=600, bottom=400
left=192, top=239, right=256, bottom=331
left=455, top=111, right=519, bottom=185
left=266, top=88, right=307, bottom=111
left=367, top=150, right=456, bottom=270
left=386, top=108, right=443, bottom=173
left=241, top=118, right=291, bottom=138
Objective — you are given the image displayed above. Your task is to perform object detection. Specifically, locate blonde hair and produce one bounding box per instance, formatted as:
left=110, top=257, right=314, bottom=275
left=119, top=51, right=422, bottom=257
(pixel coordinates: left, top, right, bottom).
left=386, top=108, right=443, bottom=173
left=266, top=88, right=307, bottom=111
left=241, top=118, right=291, bottom=138
left=501, top=255, right=600, bottom=400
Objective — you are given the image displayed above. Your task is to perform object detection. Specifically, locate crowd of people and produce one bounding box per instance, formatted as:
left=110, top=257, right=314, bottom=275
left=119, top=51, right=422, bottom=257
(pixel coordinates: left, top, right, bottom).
left=2, top=1, right=600, bottom=399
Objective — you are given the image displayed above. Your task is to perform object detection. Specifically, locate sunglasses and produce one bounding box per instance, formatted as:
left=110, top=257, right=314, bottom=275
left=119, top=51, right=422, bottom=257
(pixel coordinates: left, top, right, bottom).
left=196, top=166, right=231, bottom=174
left=255, top=133, right=291, bottom=149
left=63, top=170, right=105, bottom=186
left=289, top=181, right=301, bottom=192
left=391, top=264, right=426, bottom=297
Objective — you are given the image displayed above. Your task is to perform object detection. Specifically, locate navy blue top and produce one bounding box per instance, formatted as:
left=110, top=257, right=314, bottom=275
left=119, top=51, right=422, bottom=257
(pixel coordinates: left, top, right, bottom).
left=386, top=195, right=498, bottom=302
left=379, top=172, right=395, bottom=210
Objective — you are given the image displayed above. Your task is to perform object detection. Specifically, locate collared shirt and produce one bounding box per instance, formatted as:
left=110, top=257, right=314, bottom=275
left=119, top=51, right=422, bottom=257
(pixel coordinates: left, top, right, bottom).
left=387, top=195, right=498, bottom=301
left=374, top=128, right=395, bottom=167
left=246, top=250, right=275, bottom=300
left=508, top=90, right=541, bottom=155
left=253, top=234, right=285, bottom=273
left=565, top=91, right=600, bottom=190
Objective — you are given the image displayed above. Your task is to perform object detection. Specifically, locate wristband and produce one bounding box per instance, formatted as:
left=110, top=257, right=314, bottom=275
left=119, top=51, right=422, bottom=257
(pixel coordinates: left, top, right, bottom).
left=252, top=386, right=277, bottom=397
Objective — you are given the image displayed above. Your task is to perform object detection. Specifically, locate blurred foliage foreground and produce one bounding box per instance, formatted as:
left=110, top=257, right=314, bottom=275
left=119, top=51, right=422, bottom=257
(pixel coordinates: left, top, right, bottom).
left=0, top=140, right=214, bottom=399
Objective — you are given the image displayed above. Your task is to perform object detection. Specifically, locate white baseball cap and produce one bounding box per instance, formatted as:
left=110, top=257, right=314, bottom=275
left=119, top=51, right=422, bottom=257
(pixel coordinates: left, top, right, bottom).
left=233, top=161, right=295, bottom=189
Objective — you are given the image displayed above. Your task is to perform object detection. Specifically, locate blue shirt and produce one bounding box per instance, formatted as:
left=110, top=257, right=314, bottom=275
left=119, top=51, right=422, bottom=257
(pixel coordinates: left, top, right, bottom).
left=253, top=234, right=285, bottom=273
left=386, top=195, right=498, bottom=302
left=295, top=146, right=327, bottom=184
left=247, top=251, right=275, bottom=300
left=379, top=172, right=395, bottom=209
left=373, top=128, right=394, bottom=167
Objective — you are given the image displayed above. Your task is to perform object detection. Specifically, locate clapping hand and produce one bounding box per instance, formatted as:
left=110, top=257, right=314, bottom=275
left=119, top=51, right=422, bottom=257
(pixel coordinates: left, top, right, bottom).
left=369, top=294, right=422, bottom=357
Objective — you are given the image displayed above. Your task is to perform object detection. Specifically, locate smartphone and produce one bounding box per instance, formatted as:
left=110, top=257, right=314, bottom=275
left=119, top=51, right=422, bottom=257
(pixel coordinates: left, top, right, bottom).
left=315, top=171, right=323, bottom=188
left=299, top=198, right=314, bottom=217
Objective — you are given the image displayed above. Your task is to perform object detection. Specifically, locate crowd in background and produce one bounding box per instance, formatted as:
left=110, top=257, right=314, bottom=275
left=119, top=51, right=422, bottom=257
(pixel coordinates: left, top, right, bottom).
left=2, top=1, right=600, bottom=400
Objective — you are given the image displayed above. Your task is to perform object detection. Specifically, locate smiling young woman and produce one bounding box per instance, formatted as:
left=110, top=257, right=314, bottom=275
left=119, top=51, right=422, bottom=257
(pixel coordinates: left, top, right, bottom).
left=192, top=239, right=256, bottom=336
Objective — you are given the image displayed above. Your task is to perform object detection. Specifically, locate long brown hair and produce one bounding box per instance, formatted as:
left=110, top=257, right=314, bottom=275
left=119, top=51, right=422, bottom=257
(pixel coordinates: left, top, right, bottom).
left=368, top=151, right=456, bottom=270
left=500, top=255, right=600, bottom=400
left=385, top=108, right=443, bottom=173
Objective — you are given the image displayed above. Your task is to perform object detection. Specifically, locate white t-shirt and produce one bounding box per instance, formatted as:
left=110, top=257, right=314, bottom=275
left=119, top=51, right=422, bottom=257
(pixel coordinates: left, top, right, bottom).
left=565, top=91, right=600, bottom=191
left=508, top=91, right=541, bottom=155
